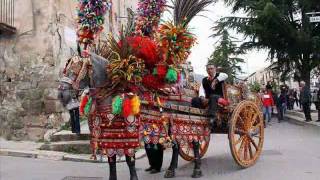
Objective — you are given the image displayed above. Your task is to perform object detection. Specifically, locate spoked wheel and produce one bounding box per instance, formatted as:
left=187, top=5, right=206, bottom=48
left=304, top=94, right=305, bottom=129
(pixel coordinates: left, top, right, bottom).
left=229, top=100, right=264, bottom=168
left=178, top=128, right=211, bottom=161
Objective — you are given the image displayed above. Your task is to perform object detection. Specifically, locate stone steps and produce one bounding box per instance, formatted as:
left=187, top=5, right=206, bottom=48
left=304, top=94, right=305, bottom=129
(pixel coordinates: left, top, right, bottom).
left=41, top=126, right=92, bottom=154
left=49, top=130, right=91, bottom=142
left=40, top=140, right=91, bottom=154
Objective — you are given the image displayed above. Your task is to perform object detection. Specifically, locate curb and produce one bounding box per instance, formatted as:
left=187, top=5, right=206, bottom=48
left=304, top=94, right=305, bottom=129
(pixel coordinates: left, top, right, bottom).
left=0, top=148, right=147, bottom=163
left=285, top=113, right=320, bottom=128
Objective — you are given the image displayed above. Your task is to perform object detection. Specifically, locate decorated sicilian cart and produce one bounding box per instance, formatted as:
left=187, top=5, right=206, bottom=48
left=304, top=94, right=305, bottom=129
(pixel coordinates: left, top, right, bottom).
left=57, top=0, right=264, bottom=179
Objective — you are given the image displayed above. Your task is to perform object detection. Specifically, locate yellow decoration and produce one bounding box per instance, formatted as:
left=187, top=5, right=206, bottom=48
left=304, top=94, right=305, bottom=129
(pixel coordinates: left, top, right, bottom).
left=131, top=95, right=141, bottom=115
left=156, top=96, right=162, bottom=107
left=108, top=52, right=145, bottom=86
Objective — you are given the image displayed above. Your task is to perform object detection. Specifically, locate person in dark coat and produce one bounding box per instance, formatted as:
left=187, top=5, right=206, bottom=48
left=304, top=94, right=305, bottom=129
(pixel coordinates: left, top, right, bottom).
left=189, top=62, right=228, bottom=177
left=293, top=89, right=299, bottom=108
left=315, top=89, right=320, bottom=122
left=275, top=88, right=287, bottom=122
left=191, top=63, right=229, bottom=122
left=300, top=81, right=312, bottom=122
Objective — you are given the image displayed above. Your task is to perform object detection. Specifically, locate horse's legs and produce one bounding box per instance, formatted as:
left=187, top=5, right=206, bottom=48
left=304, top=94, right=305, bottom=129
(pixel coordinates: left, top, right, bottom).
left=126, top=155, right=138, bottom=180
left=164, top=142, right=179, bottom=178
left=108, top=155, right=117, bottom=180
left=191, top=141, right=202, bottom=178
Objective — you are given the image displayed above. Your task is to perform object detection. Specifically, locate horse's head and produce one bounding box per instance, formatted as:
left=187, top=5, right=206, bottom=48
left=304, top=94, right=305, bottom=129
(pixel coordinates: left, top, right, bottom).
left=58, top=53, right=110, bottom=107
left=58, top=55, right=90, bottom=107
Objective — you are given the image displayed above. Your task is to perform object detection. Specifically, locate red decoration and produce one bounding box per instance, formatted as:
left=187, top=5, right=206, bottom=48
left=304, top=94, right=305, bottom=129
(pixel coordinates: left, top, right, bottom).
left=156, top=64, right=167, bottom=80
left=79, top=95, right=89, bottom=115
left=142, top=74, right=165, bottom=90
left=125, top=36, right=160, bottom=69
left=177, top=72, right=181, bottom=83
left=123, top=98, right=132, bottom=118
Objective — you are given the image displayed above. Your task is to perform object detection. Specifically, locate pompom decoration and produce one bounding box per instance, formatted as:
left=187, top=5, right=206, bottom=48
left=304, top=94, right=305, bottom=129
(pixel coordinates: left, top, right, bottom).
left=142, top=74, right=165, bottom=90
left=125, top=36, right=159, bottom=69
left=134, top=0, right=167, bottom=37
left=76, top=0, right=110, bottom=48
left=123, top=98, right=132, bottom=118
left=112, top=96, right=123, bottom=115
left=131, top=95, right=141, bottom=115
left=156, top=64, right=168, bottom=80
left=165, top=67, right=178, bottom=83
left=79, top=95, right=89, bottom=115
left=84, top=97, right=92, bottom=114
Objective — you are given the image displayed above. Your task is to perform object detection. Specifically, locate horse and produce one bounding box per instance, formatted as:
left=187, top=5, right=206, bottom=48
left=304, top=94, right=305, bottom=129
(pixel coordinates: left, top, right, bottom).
left=58, top=53, right=138, bottom=180
left=58, top=52, right=204, bottom=179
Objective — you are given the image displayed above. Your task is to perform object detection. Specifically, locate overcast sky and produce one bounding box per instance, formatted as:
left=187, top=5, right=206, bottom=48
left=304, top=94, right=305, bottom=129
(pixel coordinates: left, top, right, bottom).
left=185, top=1, right=270, bottom=76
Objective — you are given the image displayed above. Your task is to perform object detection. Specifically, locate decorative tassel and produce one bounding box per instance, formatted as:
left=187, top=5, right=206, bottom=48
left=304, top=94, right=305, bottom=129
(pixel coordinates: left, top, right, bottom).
left=142, top=74, right=165, bottom=89
left=112, top=96, right=123, bottom=115
left=84, top=97, right=92, bottom=114
left=131, top=95, right=141, bottom=115
left=165, top=67, right=178, bottom=83
left=156, top=64, right=167, bottom=80
left=79, top=95, right=89, bottom=115
left=123, top=98, right=132, bottom=118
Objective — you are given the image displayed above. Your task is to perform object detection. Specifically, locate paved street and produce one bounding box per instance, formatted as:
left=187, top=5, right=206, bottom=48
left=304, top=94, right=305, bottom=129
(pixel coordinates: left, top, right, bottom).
left=1, top=118, right=320, bottom=180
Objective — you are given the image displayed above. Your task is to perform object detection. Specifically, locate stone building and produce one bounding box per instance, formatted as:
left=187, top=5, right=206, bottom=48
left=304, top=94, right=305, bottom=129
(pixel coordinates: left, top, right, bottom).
left=0, top=0, right=138, bottom=140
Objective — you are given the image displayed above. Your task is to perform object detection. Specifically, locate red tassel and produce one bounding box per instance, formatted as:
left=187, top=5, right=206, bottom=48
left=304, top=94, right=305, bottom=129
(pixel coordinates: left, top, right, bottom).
left=157, top=64, right=167, bottom=80
left=142, top=74, right=164, bottom=89
left=79, top=95, right=89, bottom=115
left=177, top=72, right=181, bottom=83
left=123, top=98, right=132, bottom=118
left=122, top=36, right=159, bottom=69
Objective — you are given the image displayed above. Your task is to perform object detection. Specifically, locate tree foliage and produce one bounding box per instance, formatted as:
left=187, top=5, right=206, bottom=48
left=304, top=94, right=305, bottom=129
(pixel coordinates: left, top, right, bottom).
left=213, top=0, right=320, bottom=88
left=208, top=30, right=244, bottom=84
left=249, top=81, right=261, bottom=93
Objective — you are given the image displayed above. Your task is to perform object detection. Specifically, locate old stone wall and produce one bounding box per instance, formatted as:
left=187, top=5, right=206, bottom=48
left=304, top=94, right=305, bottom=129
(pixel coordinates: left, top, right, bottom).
left=0, top=0, right=139, bottom=141
left=0, top=0, right=77, bottom=140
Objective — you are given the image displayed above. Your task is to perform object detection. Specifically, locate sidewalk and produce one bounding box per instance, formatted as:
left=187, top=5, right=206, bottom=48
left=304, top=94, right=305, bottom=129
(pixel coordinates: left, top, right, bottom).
left=284, top=105, right=319, bottom=127
left=0, top=120, right=146, bottom=163
left=0, top=137, right=146, bottom=163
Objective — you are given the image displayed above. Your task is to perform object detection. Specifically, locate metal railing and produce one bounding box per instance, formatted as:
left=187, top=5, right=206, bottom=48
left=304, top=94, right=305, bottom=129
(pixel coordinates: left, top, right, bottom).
left=0, top=0, right=14, bottom=27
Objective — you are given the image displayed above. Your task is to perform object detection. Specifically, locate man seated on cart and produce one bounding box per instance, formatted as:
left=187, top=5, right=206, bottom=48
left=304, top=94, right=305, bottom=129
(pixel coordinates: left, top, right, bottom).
left=191, top=62, right=228, bottom=124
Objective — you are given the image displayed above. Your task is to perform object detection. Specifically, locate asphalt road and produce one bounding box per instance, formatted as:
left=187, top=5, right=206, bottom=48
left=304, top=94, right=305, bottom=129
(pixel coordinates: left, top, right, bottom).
left=1, top=118, right=320, bottom=180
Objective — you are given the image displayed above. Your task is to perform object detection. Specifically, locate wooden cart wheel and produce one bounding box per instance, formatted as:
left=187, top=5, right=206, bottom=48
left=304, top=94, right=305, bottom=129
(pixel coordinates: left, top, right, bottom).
left=253, top=93, right=263, bottom=110
left=229, top=100, right=264, bottom=168
left=178, top=132, right=210, bottom=162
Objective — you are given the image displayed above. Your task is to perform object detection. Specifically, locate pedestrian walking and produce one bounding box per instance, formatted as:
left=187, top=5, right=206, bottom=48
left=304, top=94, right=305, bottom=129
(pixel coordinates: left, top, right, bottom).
left=315, top=89, right=320, bottom=122
left=275, top=88, right=287, bottom=123
left=311, top=90, right=318, bottom=108
left=261, top=89, right=274, bottom=127
left=300, top=81, right=312, bottom=122
left=293, top=89, right=299, bottom=108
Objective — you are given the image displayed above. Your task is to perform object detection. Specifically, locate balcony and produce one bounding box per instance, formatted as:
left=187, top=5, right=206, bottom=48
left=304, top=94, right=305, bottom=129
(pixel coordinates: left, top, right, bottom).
left=0, top=0, right=16, bottom=35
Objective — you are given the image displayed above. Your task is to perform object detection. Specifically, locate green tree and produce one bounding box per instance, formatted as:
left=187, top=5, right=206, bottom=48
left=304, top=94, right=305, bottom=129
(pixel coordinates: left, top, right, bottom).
left=213, top=0, right=320, bottom=89
left=208, top=30, right=244, bottom=84
left=249, top=81, right=261, bottom=93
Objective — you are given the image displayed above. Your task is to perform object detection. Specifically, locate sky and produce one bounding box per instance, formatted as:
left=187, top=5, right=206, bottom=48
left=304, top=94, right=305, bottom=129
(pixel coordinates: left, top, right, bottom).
left=186, top=1, right=270, bottom=76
